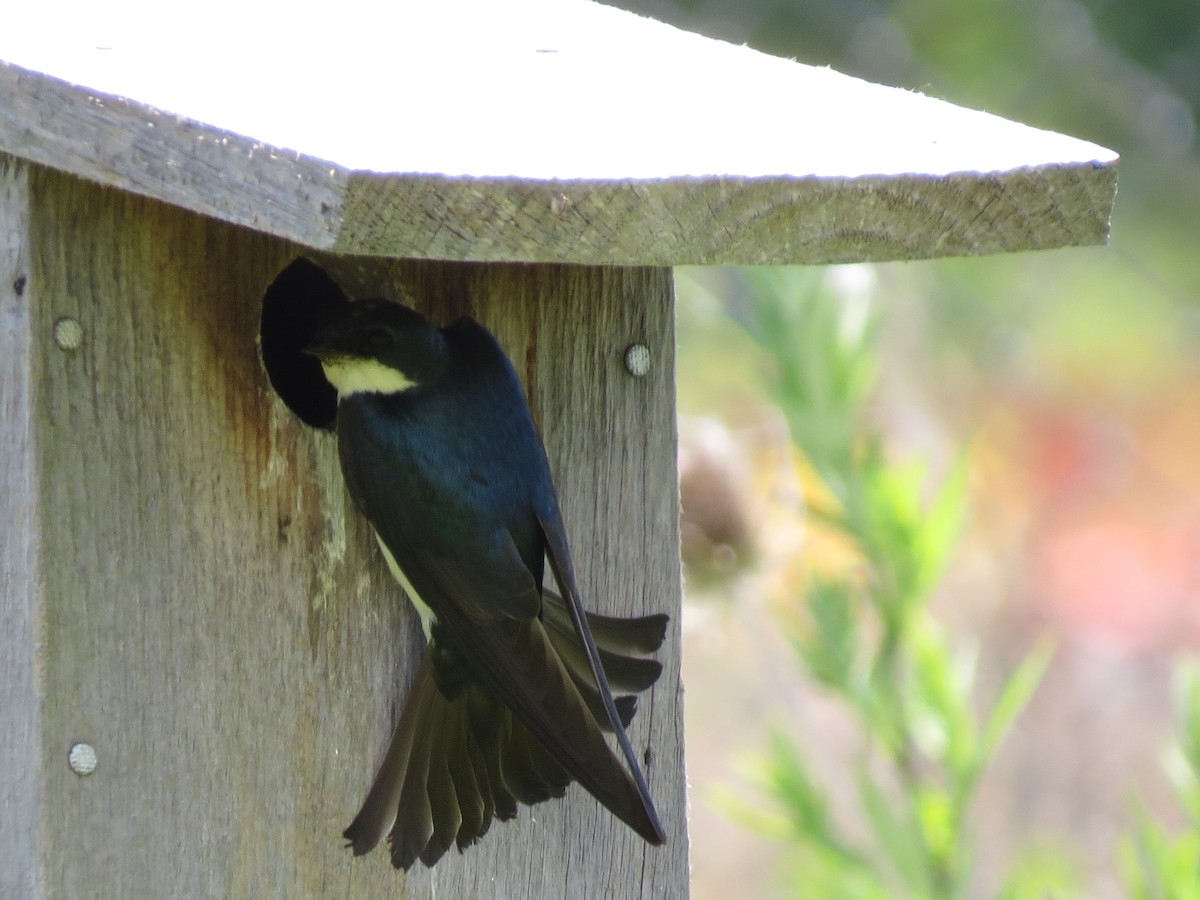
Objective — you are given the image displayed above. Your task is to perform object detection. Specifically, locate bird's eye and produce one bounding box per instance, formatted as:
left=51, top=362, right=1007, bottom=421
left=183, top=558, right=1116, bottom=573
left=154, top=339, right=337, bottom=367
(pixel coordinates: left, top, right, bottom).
left=365, top=327, right=392, bottom=351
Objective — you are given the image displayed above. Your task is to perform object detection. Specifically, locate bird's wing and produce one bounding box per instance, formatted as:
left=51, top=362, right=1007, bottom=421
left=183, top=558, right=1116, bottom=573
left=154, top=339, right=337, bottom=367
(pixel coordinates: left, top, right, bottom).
left=417, top=528, right=543, bottom=625
left=376, top=519, right=666, bottom=848
left=537, top=509, right=667, bottom=845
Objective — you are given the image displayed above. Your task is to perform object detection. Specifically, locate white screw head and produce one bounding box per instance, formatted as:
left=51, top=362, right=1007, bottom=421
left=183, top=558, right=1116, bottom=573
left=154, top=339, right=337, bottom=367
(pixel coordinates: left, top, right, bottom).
left=624, top=343, right=651, bottom=377
left=68, top=742, right=98, bottom=776
left=53, top=316, right=84, bottom=351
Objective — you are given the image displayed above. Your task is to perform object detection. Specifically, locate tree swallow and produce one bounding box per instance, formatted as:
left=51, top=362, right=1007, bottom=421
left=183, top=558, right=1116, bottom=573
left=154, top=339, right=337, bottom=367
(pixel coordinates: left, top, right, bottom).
left=304, top=298, right=668, bottom=869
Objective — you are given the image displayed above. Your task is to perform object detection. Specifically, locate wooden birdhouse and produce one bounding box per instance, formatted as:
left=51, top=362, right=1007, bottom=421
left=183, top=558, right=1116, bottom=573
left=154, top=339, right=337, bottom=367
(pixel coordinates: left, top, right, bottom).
left=0, top=2, right=1116, bottom=898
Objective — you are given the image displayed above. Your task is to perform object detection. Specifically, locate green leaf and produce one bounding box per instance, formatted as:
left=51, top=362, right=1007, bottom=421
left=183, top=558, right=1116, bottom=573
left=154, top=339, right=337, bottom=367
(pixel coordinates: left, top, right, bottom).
left=997, top=844, right=1082, bottom=900
left=798, top=577, right=860, bottom=693
left=1121, top=804, right=1200, bottom=900
left=738, top=267, right=878, bottom=493
left=720, top=730, right=875, bottom=871
left=764, top=730, right=837, bottom=844
left=858, top=766, right=932, bottom=894
left=914, top=787, right=956, bottom=873
left=979, top=639, right=1055, bottom=765
left=709, top=781, right=795, bottom=842
left=777, top=847, right=893, bottom=900
left=857, top=455, right=930, bottom=627
left=912, top=451, right=970, bottom=600
left=910, top=619, right=978, bottom=782
left=1175, top=662, right=1200, bottom=784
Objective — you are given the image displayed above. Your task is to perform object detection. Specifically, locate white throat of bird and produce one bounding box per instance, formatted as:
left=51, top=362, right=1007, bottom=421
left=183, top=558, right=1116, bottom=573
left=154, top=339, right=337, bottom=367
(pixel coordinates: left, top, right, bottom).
left=320, top=358, right=416, bottom=398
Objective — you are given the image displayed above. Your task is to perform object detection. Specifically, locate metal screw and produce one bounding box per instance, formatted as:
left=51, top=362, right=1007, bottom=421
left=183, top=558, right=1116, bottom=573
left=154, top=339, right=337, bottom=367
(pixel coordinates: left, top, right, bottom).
left=53, top=316, right=84, bottom=351
left=68, top=742, right=98, bottom=776
left=624, top=343, right=651, bottom=377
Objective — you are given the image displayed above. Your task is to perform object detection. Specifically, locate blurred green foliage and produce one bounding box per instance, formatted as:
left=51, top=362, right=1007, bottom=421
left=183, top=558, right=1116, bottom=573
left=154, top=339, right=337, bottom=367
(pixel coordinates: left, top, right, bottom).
left=720, top=269, right=1060, bottom=898
left=1120, top=663, right=1200, bottom=899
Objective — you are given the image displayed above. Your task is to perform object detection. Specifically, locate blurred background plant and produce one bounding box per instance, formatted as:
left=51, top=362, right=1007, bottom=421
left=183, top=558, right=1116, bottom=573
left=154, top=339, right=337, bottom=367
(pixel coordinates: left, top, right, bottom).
left=715, top=270, right=1059, bottom=898
left=1120, top=662, right=1200, bottom=899
left=603, top=0, right=1200, bottom=896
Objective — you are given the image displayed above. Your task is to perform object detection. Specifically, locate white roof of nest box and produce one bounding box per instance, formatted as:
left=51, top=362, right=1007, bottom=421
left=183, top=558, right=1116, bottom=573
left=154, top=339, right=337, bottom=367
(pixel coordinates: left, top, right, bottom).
left=0, top=0, right=1118, bottom=265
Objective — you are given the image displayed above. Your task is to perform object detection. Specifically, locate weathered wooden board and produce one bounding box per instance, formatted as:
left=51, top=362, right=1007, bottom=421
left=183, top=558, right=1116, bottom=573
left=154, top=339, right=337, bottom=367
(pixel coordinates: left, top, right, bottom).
left=0, top=0, right=1117, bottom=266
left=0, top=154, right=44, bottom=900
left=5, top=157, right=685, bottom=898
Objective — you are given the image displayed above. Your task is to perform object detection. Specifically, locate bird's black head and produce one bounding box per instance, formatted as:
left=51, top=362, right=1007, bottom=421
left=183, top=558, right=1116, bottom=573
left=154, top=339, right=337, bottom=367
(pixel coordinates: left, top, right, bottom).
left=304, top=299, right=448, bottom=399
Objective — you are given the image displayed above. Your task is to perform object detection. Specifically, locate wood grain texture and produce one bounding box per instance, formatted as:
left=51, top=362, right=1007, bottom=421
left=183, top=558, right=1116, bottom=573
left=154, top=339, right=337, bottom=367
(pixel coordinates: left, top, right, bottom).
left=0, top=0, right=1118, bottom=267
left=0, top=63, right=346, bottom=250
left=334, top=165, right=1118, bottom=264
left=12, top=163, right=686, bottom=898
left=329, top=259, right=690, bottom=900
left=0, top=156, right=44, bottom=900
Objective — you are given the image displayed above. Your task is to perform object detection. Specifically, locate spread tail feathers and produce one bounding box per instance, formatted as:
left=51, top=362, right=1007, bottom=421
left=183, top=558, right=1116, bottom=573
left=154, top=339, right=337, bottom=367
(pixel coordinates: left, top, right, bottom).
left=343, top=603, right=668, bottom=869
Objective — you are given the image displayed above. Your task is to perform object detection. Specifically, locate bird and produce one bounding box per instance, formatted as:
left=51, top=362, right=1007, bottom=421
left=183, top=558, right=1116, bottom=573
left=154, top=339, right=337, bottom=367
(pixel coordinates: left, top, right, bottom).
left=303, top=296, right=668, bottom=870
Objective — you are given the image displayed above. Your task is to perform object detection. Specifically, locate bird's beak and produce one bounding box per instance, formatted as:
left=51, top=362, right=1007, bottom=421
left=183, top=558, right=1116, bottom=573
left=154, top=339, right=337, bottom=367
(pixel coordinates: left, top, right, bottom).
left=302, top=323, right=348, bottom=360
left=301, top=340, right=332, bottom=361
left=303, top=313, right=350, bottom=361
